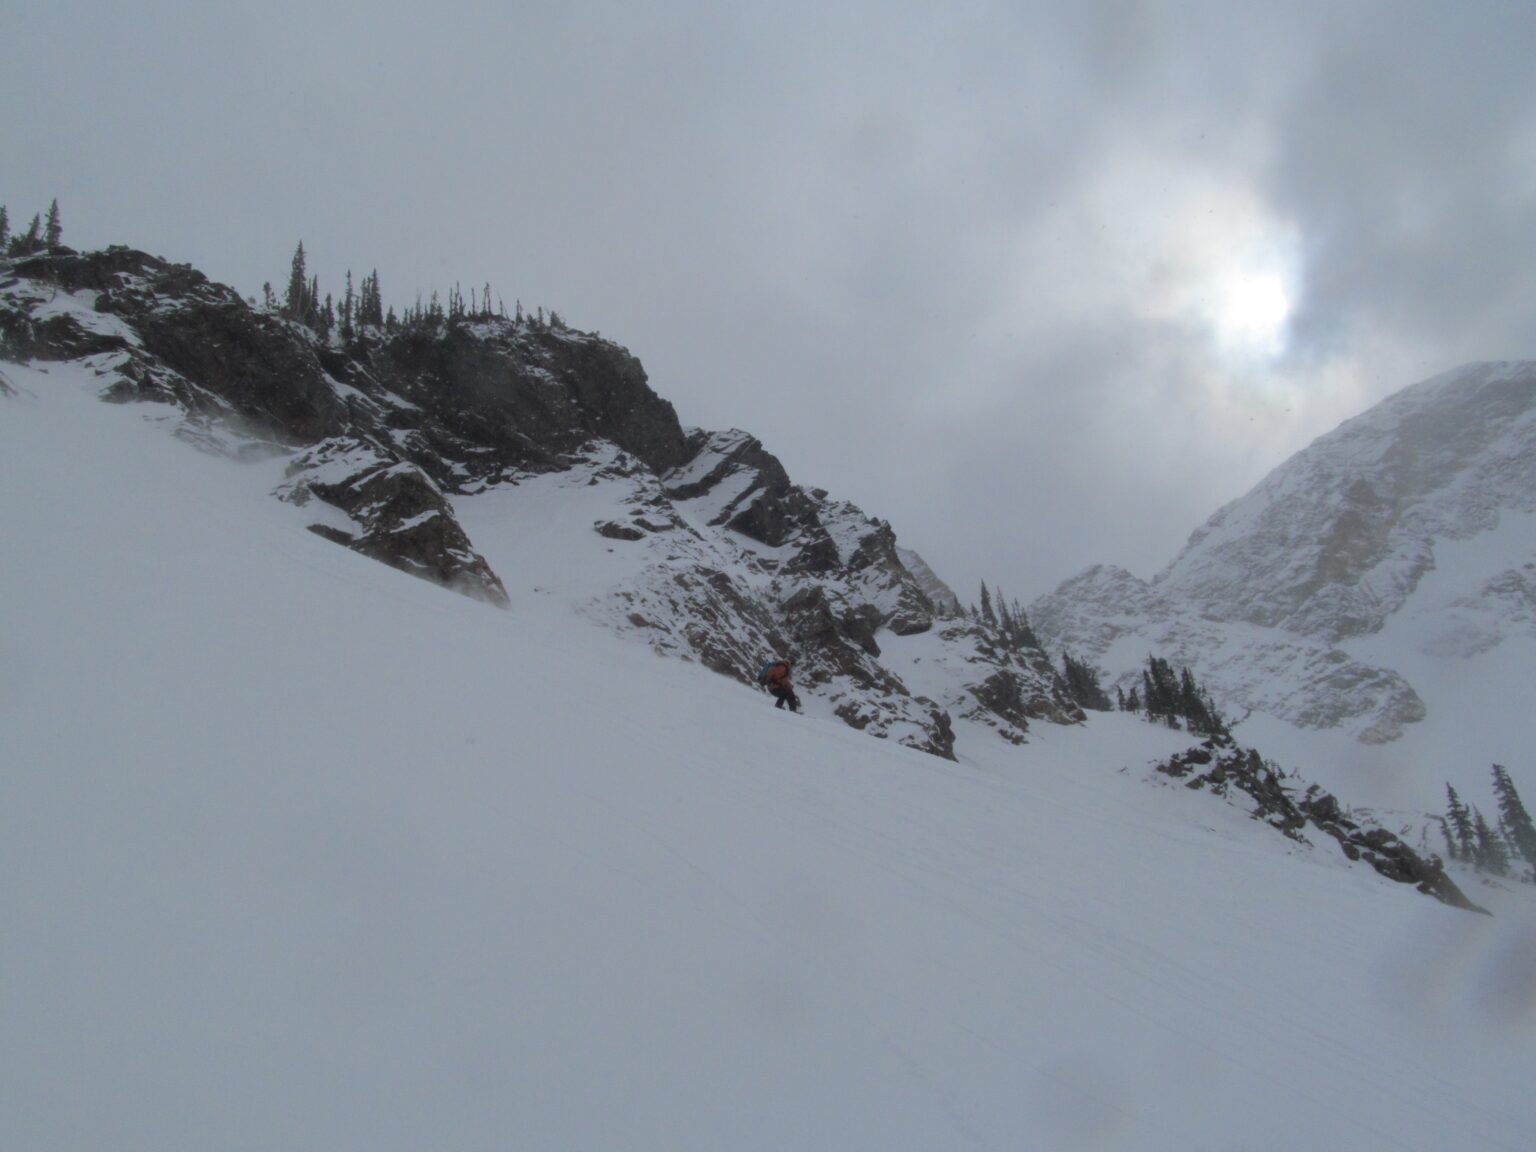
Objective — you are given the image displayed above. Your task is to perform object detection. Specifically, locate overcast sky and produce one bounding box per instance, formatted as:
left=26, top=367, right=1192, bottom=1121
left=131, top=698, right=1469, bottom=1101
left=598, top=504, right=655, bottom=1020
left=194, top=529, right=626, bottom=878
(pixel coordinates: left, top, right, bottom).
left=7, top=1, right=1536, bottom=600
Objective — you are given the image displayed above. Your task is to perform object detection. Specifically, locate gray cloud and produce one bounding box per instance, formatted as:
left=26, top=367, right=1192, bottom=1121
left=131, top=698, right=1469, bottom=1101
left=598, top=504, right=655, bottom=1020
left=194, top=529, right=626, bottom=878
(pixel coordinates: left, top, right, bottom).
left=5, top=1, right=1534, bottom=600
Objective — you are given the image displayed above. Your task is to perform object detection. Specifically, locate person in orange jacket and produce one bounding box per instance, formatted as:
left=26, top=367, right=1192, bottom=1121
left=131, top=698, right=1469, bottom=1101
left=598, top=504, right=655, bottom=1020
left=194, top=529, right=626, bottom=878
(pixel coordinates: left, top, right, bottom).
left=759, top=657, right=801, bottom=712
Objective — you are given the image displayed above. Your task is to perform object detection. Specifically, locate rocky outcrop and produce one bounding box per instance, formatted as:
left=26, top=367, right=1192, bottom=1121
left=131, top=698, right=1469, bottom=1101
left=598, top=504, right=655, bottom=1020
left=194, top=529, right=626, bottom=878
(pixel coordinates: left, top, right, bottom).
left=5, top=247, right=347, bottom=441
left=0, top=246, right=696, bottom=608
left=896, top=547, right=962, bottom=617
left=348, top=322, right=689, bottom=482
left=1156, top=736, right=1483, bottom=912
left=278, top=438, right=509, bottom=605
left=2, top=242, right=1081, bottom=761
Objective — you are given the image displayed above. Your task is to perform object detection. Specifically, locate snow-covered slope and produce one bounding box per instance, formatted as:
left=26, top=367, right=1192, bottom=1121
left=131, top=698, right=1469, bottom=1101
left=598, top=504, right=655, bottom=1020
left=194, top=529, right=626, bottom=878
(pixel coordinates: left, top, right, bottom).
left=5, top=348, right=1534, bottom=1149
left=1033, top=363, right=1536, bottom=809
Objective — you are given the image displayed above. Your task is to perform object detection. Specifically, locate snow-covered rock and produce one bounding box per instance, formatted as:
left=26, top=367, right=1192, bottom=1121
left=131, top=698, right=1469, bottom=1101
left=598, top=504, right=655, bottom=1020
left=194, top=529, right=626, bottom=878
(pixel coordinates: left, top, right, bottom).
left=1, top=243, right=1079, bottom=761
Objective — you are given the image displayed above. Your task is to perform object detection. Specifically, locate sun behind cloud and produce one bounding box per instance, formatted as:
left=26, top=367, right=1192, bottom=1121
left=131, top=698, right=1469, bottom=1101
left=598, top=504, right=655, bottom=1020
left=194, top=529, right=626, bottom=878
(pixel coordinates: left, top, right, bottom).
left=1211, top=267, right=1293, bottom=359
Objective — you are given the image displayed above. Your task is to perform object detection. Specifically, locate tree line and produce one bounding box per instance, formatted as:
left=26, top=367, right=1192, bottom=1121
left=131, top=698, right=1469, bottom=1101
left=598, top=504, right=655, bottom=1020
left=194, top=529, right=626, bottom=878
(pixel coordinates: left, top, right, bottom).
left=959, top=583, right=1222, bottom=725
left=266, top=240, right=571, bottom=344
left=1440, top=766, right=1536, bottom=884
left=1, top=199, right=63, bottom=256
left=967, top=580, right=1041, bottom=649
left=1098, top=654, right=1231, bottom=737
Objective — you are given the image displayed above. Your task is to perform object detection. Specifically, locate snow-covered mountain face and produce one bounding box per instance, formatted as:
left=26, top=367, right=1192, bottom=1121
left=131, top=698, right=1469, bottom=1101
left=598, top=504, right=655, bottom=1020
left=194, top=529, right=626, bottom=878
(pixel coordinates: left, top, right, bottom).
left=6, top=350, right=1530, bottom=1151
left=1032, top=363, right=1536, bottom=793
left=0, top=245, right=1079, bottom=761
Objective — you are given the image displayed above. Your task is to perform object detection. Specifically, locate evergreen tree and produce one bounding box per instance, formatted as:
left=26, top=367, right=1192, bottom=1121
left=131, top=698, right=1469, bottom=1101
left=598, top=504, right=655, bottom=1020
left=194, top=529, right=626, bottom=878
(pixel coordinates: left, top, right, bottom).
left=262, top=282, right=275, bottom=310
left=359, top=270, right=384, bottom=327
left=1128, top=655, right=1225, bottom=735
left=0, top=205, right=9, bottom=250
left=1436, top=815, right=1458, bottom=864
left=1011, top=601, right=1040, bottom=649
left=1123, top=684, right=1141, bottom=713
left=284, top=242, right=309, bottom=322
left=1491, top=764, right=1536, bottom=871
left=1473, top=807, right=1510, bottom=876
left=1142, top=656, right=1182, bottom=728
left=317, top=294, right=335, bottom=341
left=1061, top=650, right=1112, bottom=711
left=341, top=270, right=355, bottom=342
left=44, top=199, right=62, bottom=247
left=1445, top=784, right=1475, bottom=862
left=979, top=581, right=997, bottom=627
left=13, top=214, right=43, bottom=255
left=1177, top=666, right=1224, bottom=736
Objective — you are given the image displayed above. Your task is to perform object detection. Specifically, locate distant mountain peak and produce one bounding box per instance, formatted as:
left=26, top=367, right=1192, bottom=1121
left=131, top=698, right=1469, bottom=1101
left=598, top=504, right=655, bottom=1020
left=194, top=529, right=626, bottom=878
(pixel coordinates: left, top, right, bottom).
left=1035, top=361, right=1536, bottom=751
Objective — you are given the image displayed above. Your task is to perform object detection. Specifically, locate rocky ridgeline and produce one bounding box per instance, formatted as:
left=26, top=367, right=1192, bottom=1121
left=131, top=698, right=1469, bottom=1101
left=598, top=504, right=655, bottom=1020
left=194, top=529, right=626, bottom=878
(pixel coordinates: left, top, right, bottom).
left=1154, top=737, right=1481, bottom=911
left=1, top=244, right=1079, bottom=759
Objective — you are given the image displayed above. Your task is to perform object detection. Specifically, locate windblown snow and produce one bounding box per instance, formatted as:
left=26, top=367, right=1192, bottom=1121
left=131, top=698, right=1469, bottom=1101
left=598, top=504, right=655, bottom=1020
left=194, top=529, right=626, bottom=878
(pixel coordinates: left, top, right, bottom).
left=3, top=363, right=1533, bottom=1150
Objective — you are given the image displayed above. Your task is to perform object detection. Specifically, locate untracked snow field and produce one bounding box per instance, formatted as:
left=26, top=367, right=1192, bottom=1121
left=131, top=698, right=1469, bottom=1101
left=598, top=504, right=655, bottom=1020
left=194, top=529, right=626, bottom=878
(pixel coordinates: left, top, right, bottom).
left=4, top=365, right=1534, bottom=1150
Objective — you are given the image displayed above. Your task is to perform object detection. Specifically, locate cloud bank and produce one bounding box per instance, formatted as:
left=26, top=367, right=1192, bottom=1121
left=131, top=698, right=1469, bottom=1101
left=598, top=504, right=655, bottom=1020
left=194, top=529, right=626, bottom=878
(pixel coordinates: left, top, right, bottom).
left=5, top=0, right=1534, bottom=597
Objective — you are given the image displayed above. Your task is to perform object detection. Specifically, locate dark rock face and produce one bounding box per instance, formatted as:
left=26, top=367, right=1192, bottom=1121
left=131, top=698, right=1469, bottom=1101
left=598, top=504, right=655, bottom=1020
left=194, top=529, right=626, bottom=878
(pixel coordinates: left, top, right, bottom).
left=130, top=301, right=345, bottom=444
left=1, top=248, right=502, bottom=600
left=1156, top=737, right=1485, bottom=912
left=666, top=429, right=791, bottom=503
left=6, top=248, right=346, bottom=442
left=595, top=520, right=647, bottom=542
left=279, top=439, right=509, bottom=605
left=357, top=323, right=688, bottom=481
left=0, top=247, right=704, bottom=608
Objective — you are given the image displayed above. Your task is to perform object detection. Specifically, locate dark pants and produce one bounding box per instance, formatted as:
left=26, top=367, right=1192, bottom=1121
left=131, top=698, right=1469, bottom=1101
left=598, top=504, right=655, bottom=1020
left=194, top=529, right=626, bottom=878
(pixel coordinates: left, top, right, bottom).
left=772, top=686, right=800, bottom=712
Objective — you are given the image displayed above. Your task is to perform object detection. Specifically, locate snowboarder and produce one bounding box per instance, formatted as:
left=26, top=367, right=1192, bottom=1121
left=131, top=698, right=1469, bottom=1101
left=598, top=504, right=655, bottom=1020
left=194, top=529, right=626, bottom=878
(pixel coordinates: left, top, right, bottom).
left=758, top=657, right=801, bottom=712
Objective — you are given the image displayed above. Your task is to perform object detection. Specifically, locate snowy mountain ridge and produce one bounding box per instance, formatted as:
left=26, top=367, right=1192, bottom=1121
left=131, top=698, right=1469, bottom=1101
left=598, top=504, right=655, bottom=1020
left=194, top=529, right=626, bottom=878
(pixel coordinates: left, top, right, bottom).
left=1033, top=362, right=1536, bottom=762
left=0, top=243, right=1079, bottom=761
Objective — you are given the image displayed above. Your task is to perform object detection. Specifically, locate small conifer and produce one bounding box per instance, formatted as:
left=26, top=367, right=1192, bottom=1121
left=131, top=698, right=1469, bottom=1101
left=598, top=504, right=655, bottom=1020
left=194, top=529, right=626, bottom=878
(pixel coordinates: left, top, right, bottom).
left=284, top=242, right=308, bottom=321
left=1473, top=806, right=1510, bottom=876
left=1445, top=784, right=1475, bottom=862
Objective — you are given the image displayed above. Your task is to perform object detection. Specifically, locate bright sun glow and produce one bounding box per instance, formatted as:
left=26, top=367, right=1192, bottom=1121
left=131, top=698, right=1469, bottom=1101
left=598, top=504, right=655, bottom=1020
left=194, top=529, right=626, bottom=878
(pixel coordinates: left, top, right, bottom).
left=1212, top=270, right=1293, bottom=358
